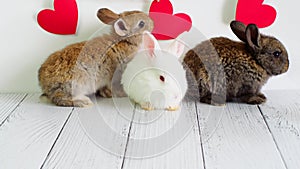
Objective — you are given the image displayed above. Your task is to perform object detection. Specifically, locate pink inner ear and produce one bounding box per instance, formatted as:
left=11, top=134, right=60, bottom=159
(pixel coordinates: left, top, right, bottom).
left=175, top=42, right=185, bottom=57
left=143, top=33, right=156, bottom=58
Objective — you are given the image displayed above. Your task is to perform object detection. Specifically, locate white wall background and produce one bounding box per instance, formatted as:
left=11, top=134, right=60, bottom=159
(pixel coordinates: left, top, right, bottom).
left=0, top=0, right=299, bottom=92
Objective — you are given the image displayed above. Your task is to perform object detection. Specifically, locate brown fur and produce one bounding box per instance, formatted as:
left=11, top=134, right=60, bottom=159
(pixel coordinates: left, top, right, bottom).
left=184, top=21, right=289, bottom=105
left=38, top=8, right=154, bottom=107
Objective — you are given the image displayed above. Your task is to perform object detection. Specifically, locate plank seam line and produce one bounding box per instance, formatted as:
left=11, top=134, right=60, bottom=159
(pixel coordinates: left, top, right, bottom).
left=0, top=93, right=28, bottom=127
left=39, top=108, right=74, bottom=169
left=257, top=105, right=288, bottom=169
left=195, top=102, right=207, bottom=169
left=120, top=105, right=136, bottom=169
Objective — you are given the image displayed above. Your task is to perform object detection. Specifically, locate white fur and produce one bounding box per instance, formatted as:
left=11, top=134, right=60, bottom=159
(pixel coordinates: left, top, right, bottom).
left=121, top=31, right=187, bottom=110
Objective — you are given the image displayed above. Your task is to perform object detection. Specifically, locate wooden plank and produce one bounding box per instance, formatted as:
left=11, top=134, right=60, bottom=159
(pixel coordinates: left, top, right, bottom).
left=121, top=101, right=204, bottom=169
left=0, top=93, right=27, bottom=125
left=41, top=98, right=135, bottom=169
left=0, top=94, right=73, bottom=169
left=259, top=90, right=300, bottom=169
left=198, top=103, right=287, bottom=169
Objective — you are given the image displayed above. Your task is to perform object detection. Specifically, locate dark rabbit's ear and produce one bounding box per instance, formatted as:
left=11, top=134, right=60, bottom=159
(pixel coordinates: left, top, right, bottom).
left=97, top=8, right=120, bottom=25
left=245, top=24, right=261, bottom=50
left=230, top=20, right=247, bottom=42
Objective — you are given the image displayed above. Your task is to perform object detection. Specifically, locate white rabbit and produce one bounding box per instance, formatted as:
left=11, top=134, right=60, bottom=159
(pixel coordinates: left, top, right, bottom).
left=121, top=31, right=187, bottom=111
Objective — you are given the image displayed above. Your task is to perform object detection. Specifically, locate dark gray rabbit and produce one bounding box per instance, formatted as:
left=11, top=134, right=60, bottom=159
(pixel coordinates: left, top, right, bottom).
left=184, top=20, right=289, bottom=105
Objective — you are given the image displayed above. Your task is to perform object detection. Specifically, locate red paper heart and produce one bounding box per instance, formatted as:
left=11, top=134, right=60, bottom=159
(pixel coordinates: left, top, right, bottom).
left=37, top=0, right=78, bottom=35
left=149, top=0, right=192, bottom=40
left=236, top=0, right=277, bottom=28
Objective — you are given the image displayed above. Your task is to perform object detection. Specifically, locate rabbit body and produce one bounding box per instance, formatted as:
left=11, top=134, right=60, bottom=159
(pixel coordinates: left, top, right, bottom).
left=121, top=32, right=187, bottom=111
left=38, top=8, right=154, bottom=107
left=184, top=21, right=289, bottom=105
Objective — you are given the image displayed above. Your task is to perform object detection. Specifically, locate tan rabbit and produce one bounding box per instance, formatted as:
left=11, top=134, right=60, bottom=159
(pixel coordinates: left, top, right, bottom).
left=38, top=8, right=154, bottom=107
left=184, top=20, right=289, bottom=105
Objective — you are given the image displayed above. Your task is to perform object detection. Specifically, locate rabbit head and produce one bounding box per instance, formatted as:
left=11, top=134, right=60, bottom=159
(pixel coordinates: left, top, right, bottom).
left=97, top=8, right=154, bottom=36
left=231, top=21, right=289, bottom=75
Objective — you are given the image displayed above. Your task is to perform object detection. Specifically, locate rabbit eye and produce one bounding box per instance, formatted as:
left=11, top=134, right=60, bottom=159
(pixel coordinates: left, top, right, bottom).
left=273, top=51, right=281, bottom=58
left=159, top=75, right=165, bottom=82
left=138, top=21, right=145, bottom=28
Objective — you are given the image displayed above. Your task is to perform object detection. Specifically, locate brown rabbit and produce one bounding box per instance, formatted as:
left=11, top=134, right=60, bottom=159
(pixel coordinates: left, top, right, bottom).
left=183, top=20, right=289, bottom=105
left=38, top=8, right=154, bottom=107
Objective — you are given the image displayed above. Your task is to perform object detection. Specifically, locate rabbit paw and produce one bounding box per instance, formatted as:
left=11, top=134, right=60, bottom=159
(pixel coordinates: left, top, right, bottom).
left=72, top=95, right=94, bottom=107
left=246, top=94, right=266, bottom=105
left=166, top=106, right=179, bottom=111
left=201, top=95, right=226, bottom=106
left=98, top=87, right=112, bottom=98
left=257, top=93, right=267, bottom=100
left=140, top=102, right=154, bottom=111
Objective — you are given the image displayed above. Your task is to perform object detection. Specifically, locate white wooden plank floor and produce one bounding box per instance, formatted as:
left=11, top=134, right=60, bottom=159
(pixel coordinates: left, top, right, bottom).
left=0, top=90, right=299, bottom=169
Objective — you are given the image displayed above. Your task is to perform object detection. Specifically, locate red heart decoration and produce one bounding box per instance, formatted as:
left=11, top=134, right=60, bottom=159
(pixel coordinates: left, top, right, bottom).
left=149, top=0, right=192, bottom=40
left=37, top=0, right=78, bottom=35
left=236, top=0, right=277, bottom=28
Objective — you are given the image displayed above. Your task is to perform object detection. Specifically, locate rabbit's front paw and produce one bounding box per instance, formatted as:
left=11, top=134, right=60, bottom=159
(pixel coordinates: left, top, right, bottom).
left=257, top=93, right=267, bottom=100
left=246, top=94, right=266, bottom=105
left=98, top=87, right=112, bottom=98
left=72, top=95, right=94, bottom=107
left=166, top=106, right=179, bottom=111
left=140, top=102, right=154, bottom=111
left=201, top=94, right=226, bottom=106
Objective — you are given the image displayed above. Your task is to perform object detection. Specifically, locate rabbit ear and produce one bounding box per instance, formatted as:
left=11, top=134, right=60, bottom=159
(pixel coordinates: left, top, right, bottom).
left=167, top=40, right=185, bottom=59
left=97, top=8, right=120, bottom=25
left=142, top=31, right=160, bottom=59
left=114, top=19, right=129, bottom=36
left=246, top=24, right=261, bottom=50
left=230, top=21, right=247, bottom=42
